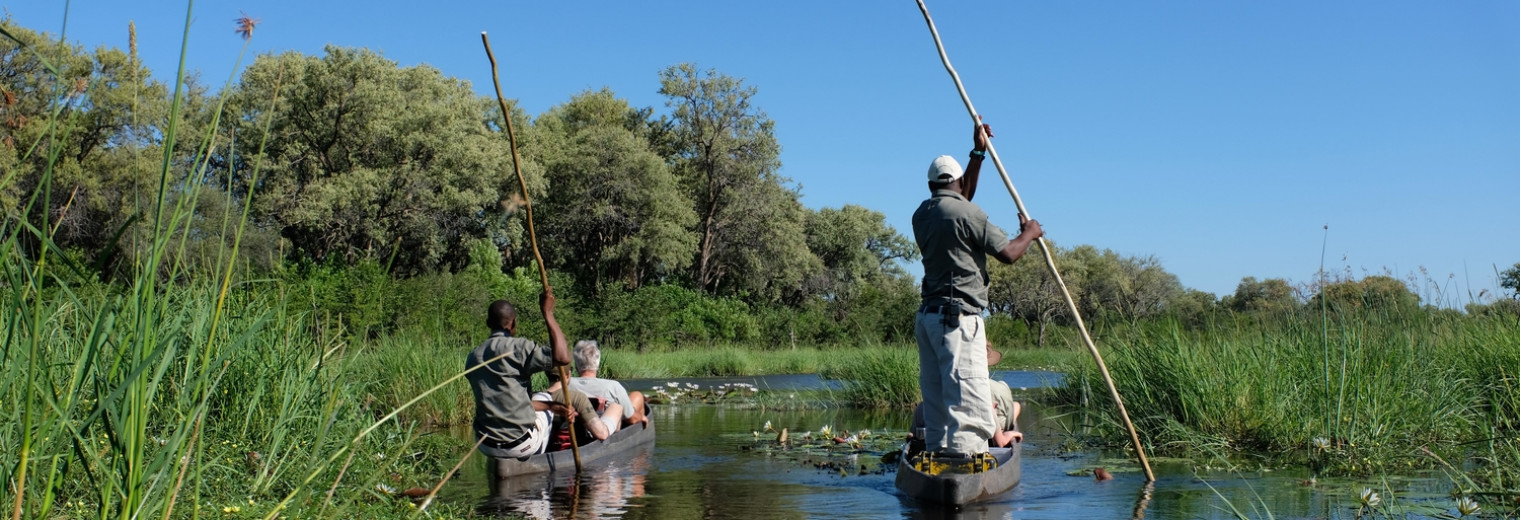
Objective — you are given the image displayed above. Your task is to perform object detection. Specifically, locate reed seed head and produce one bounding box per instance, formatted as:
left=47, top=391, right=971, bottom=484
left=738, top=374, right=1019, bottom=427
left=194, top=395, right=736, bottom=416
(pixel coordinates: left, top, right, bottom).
left=235, top=12, right=260, bottom=41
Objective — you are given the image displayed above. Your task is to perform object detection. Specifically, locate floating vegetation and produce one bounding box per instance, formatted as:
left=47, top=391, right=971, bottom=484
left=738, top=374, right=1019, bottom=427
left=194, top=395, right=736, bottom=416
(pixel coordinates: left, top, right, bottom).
left=731, top=421, right=906, bottom=476
left=646, top=382, right=761, bottom=405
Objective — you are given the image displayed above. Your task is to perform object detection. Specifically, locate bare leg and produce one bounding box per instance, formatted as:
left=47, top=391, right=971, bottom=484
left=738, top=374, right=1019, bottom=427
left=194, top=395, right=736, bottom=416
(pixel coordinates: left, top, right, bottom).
left=600, top=403, right=624, bottom=433
left=626, top=391, right=648, bottom=426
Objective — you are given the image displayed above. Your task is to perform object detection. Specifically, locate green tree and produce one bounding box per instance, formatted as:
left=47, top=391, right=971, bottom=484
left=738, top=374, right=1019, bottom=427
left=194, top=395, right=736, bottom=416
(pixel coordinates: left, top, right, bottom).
left=222, top=46, right=523, bottom=274
left=657, top=63, right=816, bottom=300
left=0, top=19, right=174, bottom=266
left=1500, top=262, right=1520, bottom=299
left=802, top=204, right=917, bottom=299
left=534, top=89, right=696, bottom=292
left=1223, top=276, right=1299, bottom=314
left=1309, top=275, right=1420, bottom=313
left=1062, top=245, right=1182, bottom=323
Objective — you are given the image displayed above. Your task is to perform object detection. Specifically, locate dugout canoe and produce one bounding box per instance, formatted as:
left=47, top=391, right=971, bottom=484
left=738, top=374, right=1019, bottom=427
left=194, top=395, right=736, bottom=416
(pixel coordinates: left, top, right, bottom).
left=488, top=415, right=656, bottom=478
left=894, top=443, right=1021, bottom=506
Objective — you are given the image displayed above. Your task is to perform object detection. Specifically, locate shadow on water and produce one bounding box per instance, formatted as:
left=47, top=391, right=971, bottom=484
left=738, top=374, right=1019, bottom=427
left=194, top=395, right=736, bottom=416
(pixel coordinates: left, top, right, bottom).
left=447, top=371, right=1454, bottom=519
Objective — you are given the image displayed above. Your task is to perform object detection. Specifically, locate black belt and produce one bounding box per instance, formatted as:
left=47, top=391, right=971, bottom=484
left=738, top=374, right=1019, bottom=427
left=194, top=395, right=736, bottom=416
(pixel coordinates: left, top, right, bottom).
left=480, top=433, right=529, bottom=451
left=920, top=304, right=980, bottom=316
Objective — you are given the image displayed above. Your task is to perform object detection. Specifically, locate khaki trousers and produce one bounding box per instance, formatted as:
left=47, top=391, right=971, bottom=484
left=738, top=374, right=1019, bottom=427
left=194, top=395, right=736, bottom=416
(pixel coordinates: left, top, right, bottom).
left=914, top=311, right=995, bottom=454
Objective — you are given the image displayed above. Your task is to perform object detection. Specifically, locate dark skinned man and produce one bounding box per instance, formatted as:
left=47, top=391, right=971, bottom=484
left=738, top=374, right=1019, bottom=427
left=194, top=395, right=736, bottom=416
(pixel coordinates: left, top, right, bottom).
left=467, top=290, right=594, bottom=458
left=911, top=121, right=1043, bottom=463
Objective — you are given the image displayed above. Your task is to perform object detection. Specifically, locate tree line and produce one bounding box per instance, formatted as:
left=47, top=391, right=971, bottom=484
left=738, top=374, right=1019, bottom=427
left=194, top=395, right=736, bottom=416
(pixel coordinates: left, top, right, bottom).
left=4, top=18, right=1515, bottom=350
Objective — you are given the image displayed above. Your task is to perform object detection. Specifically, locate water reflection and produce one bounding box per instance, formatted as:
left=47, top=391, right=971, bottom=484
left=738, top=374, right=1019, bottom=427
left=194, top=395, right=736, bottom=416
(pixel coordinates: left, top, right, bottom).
left=447, top=372, right=1453, bottom=520
left=477, top=442, right=653, bottom=519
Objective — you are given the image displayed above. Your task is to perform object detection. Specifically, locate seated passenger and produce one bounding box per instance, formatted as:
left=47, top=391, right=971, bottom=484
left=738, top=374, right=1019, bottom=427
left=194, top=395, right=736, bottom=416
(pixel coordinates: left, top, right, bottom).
left=535, top=370, right=613, bottom=441
left=466, top=291, right=577, bottom=458
left=568, top=340, right=649, bottom=427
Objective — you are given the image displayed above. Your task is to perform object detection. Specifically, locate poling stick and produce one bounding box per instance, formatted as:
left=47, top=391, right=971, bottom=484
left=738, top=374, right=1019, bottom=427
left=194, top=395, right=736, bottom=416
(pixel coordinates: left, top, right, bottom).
left=914, top=0, right=1154, bottom=481
left=481, top=31, right=581, bottom=473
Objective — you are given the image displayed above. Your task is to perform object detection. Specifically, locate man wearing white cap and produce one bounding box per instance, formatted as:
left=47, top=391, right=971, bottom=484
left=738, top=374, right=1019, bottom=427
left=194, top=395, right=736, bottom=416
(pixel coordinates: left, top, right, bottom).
left=910, top=122, right=1042, bottom=462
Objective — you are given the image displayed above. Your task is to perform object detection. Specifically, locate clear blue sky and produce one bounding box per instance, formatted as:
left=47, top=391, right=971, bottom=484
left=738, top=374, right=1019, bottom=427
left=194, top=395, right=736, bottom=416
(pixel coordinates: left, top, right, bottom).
left=8, top=1, right=1518, bottom=302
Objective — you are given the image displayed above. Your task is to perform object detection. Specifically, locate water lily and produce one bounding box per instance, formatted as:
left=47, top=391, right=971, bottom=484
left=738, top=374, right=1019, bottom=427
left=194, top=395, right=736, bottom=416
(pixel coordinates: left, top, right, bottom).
left=763, top=420, right=775, bottom=432
left=1311, top=437, right=1331, bottom=450
left=1456, top=496, right=1480, bottom=516
left=857, top=429, right=871, bottom=438
left=1359, top=488, right=1381, bottom=508
left=819, top=425, right=832, bottom=437
left=666, top=382, right=679, bottom=388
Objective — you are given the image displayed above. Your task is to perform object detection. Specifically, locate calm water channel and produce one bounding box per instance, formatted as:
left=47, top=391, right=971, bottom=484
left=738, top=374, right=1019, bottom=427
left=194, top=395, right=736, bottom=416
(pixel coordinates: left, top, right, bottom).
left=441, top=372, right=1457, bottom=519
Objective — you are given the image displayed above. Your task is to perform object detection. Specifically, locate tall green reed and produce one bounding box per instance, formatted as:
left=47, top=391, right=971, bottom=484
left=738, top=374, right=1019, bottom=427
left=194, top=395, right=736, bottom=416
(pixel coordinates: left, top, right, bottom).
left=0, top=5, right=470, bottom=519
left=1057, top=307, right=1520, bottom=481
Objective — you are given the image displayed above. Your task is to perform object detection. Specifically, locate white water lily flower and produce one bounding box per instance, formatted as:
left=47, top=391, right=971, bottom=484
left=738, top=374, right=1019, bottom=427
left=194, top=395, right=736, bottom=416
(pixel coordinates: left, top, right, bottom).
left=1311, top=437, right=1331, bottom=450
left=753, top=431, right=759, bottom=438
left=763, top=420, right=774, bottom=432
left=1359, top=488, right=1380, bottom=508
left=1456, top=496, right=1479, bottom=516
left=666, top=382, right=679, bottom=388
left=819, top=425, right=832, bottom=437
left=857, top=429, right=871, bottom=438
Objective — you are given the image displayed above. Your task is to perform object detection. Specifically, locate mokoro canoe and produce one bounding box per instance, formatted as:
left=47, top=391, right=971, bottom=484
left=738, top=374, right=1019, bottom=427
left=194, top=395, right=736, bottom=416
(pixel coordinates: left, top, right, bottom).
left=894, top=443, right=1021, bottom=506
left=488, top=416, right=656, bottom=478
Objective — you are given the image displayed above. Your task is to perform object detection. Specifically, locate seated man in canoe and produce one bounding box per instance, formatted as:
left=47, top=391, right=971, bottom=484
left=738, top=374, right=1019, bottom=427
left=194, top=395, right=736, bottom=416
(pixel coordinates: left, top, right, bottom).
left=910, top=343, right=1022, bottom=453
left=569, top=340, right=649, bottom=428
left=466, top=291, right=587, bottom=458
left=534, top=369, right=613, bottom=443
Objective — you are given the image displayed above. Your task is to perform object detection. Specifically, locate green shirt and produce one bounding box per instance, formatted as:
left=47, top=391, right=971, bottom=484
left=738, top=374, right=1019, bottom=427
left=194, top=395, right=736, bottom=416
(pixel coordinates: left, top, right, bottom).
left=466, top=331, right=555, bottom=444
left=912, top=189, right=1009, bottom=312
left=991, top=380, right=1019, bottom=432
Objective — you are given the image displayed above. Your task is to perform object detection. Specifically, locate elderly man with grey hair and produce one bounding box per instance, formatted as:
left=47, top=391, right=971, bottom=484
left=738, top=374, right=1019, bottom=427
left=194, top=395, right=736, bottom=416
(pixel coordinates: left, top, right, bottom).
left=569, top=340, right=649, bottom=429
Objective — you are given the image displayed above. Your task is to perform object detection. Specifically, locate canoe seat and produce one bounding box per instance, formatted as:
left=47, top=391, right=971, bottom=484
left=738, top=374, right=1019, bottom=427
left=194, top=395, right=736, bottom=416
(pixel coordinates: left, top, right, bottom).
left=909, top=451, right=999, bottom=475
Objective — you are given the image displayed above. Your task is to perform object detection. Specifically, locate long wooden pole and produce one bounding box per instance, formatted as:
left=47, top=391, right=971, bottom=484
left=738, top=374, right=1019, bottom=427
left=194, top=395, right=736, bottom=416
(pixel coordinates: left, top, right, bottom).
left=481, top=32, right=581, bottom=473
left=914, top=0, right=1154, bottom=481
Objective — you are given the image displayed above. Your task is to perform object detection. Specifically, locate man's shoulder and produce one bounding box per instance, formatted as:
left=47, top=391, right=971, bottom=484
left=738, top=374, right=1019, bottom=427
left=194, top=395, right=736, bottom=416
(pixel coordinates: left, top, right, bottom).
left=471, top=334, right=546, bottom=361
left=574, top=377, right=626, bottom=390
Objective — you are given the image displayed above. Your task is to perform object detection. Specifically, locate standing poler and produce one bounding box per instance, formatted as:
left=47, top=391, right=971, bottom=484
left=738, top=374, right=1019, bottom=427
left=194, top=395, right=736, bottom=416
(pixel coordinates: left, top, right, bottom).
left=910, top=122, right=1043, bottom=465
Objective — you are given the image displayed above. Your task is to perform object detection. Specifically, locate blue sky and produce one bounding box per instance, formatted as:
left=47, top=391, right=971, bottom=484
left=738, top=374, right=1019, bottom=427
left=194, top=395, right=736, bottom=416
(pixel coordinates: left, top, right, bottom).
left=8, top=1, right=1518, bottom=302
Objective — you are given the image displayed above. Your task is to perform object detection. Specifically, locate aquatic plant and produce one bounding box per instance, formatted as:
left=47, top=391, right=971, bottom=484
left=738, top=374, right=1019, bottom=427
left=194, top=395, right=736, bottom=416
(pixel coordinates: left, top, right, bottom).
left=819, top=347, right=919, bottom=408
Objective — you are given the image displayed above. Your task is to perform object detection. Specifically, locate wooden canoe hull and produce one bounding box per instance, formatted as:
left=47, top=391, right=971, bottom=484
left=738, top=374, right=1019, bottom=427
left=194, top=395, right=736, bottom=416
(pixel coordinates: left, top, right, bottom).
left=895, top=444, right=1021, bottom=506
left=488, top=417, right=656, bottom=478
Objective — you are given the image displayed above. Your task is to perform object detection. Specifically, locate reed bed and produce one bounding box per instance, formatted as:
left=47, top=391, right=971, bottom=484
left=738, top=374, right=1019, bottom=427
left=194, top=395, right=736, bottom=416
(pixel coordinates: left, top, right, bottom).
left=1056, top=309, right=1520, bottom=487
left=0, top=8, right=476, bottom=518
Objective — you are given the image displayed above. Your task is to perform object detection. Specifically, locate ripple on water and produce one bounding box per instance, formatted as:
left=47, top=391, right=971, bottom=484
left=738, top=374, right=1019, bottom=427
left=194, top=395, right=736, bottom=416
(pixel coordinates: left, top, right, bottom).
left=446, top=372, right=1454, bottom=520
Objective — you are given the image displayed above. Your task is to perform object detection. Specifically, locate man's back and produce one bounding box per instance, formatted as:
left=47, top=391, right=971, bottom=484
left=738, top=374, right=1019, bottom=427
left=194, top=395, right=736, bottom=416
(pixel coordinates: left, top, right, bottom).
left=467, top=332, right=553, bottom=443
left=570, top=376, right=634, bottom=419
left=912, top=188, right=1008, bottom=311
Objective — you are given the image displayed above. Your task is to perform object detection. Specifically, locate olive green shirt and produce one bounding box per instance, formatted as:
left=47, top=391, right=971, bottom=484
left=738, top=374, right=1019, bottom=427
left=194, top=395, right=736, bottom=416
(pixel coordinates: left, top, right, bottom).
left=467, top=331, right=555, bottom=445
left=991, top=380, right=1018, bottom=432
left=912, top=189, right=1010, bottom=312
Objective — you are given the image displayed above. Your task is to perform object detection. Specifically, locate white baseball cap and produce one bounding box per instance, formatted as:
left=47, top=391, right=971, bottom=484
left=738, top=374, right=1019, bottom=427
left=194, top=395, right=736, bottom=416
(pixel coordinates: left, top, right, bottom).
left=927, top=155, right=963, bottom=184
